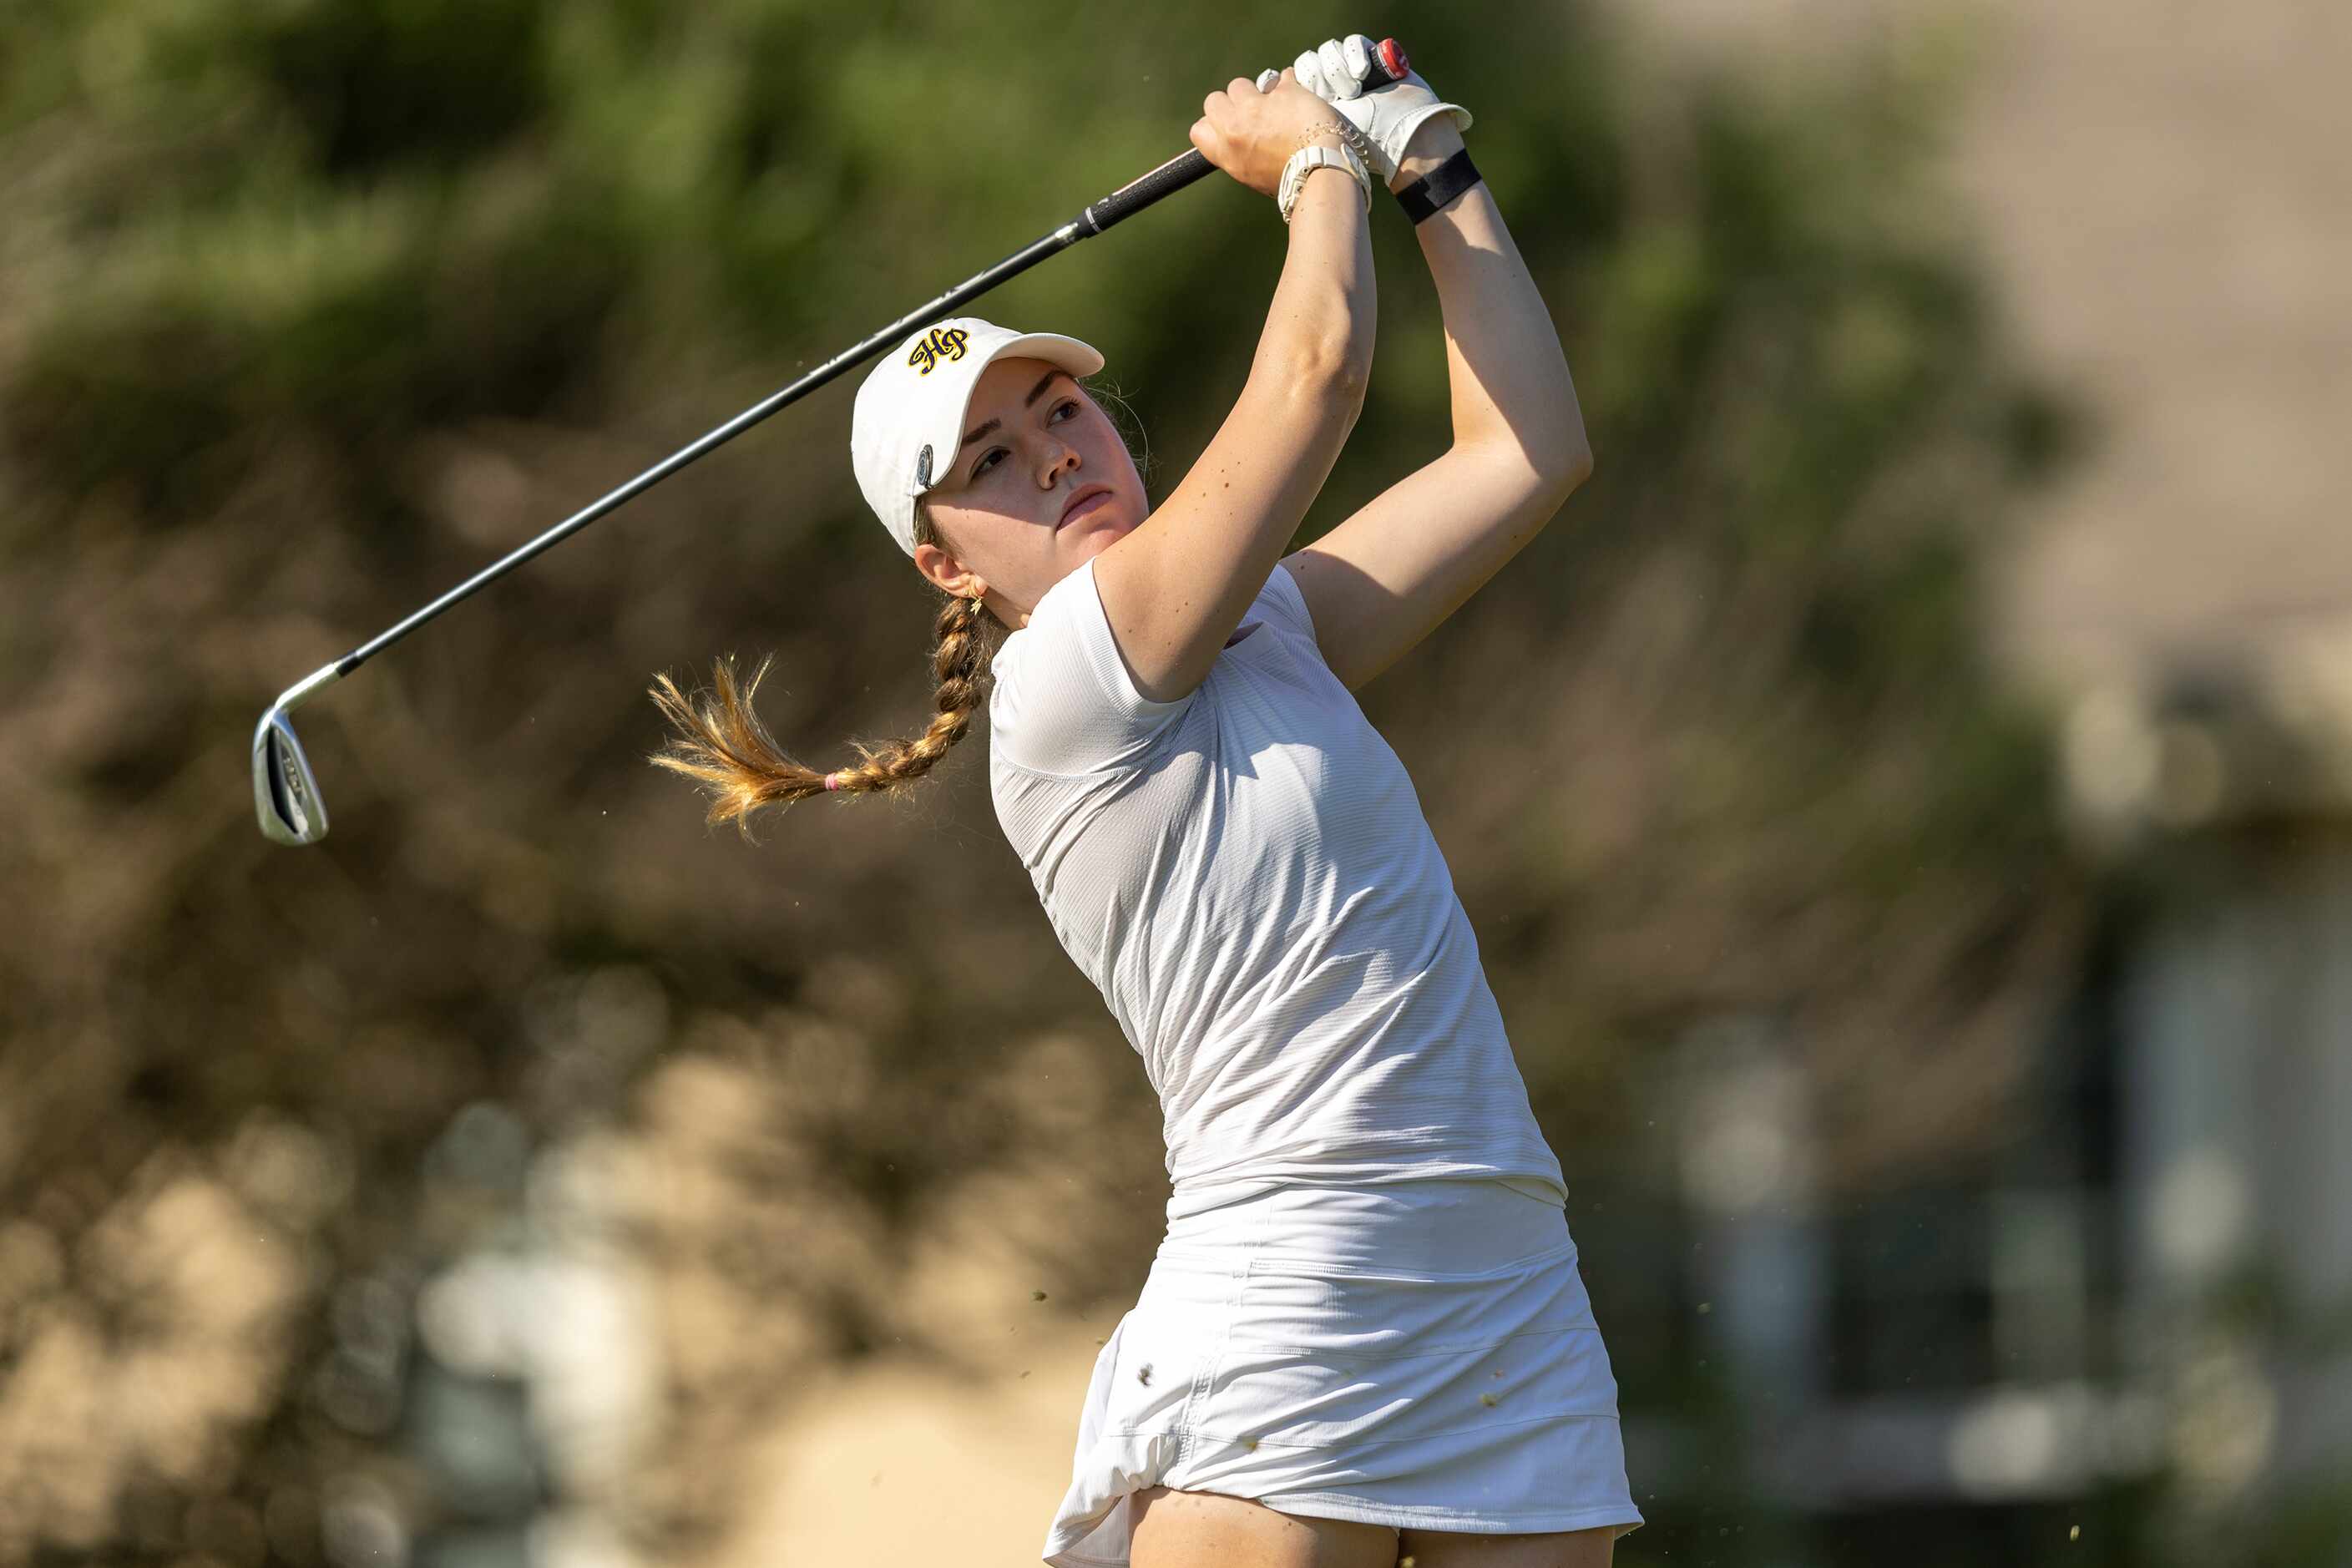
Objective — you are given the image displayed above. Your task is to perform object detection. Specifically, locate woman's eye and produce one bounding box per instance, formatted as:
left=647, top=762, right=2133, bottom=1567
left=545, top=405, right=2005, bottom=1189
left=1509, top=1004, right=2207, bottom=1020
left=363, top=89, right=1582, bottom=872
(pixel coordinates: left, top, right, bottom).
left=968, top=402, right=1078, bottom=480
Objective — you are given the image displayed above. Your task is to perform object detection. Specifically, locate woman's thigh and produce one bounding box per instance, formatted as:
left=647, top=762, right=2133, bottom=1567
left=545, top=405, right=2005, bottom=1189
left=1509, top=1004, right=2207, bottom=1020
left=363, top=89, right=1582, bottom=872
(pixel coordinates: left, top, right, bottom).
left=1396, top=1524, right=1616, bottom=1568
left=1129, top=1486, right=1401, bottom=1568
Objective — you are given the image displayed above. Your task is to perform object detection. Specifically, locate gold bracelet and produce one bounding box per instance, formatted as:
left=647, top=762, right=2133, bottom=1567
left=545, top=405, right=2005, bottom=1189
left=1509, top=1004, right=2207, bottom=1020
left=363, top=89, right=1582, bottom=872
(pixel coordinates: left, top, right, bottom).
left=1297, top=119, right=1383, bottom=185
left=1299, top=121, right=1358, bottom=152
left=1329, top=118, right=1383, bottom=176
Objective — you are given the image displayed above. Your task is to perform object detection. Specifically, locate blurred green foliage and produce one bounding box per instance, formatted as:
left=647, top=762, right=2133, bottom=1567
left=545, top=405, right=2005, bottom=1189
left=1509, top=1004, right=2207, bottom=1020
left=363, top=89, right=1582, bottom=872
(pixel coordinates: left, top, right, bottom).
left=0, top=0, right=2106, bottom=1561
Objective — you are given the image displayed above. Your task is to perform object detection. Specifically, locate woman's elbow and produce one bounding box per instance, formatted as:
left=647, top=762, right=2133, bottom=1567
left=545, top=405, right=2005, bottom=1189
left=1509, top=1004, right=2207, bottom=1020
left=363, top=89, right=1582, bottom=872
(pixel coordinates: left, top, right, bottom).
left=1267, top=341, right=1372, bottom=427
left=1299, top=335, right=1374, bottom=402
left=1532, top=435, right=1593, bottom=503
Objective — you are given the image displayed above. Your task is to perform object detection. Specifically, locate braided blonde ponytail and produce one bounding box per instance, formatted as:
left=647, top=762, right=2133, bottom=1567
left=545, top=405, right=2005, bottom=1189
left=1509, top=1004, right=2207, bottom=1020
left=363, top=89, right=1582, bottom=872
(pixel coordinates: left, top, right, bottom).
left=648, top=508, right=994, bottom=837
left=649, top=377, right=1142, bottom=838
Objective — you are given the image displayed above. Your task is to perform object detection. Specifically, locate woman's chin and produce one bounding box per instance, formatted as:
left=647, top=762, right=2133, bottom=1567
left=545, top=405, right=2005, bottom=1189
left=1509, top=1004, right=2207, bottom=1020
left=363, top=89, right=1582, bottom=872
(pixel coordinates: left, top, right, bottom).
left=1065, top=514, right=1131, bottom=554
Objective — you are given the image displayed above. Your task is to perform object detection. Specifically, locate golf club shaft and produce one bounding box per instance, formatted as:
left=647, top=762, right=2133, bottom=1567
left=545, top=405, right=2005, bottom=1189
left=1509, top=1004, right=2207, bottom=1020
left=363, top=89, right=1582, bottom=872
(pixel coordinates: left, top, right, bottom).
left=266, top=149, right=1222, bottom=716
left=263, top=40, right=1411, bottom=721
left=262, top=38, right=1411, bottom=742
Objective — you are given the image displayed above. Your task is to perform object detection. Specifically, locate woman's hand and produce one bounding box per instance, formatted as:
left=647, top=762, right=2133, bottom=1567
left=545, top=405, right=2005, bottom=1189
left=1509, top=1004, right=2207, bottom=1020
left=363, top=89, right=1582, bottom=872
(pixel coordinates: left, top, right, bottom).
left=1287, top=34, right=1473, bottom=193
left=1190, top=70, right=1351, bottom=200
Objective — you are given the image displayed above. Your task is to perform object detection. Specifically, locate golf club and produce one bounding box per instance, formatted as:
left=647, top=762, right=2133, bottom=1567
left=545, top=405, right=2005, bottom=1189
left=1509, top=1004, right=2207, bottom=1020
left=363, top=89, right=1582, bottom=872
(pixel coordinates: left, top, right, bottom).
left=253, top=38, right=1413, bottom=845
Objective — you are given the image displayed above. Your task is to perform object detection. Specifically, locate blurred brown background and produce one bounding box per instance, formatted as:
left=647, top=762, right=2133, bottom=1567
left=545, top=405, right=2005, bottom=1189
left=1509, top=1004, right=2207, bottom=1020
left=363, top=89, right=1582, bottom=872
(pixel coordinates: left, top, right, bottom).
left=3, top=1, right=2347, bottom=1565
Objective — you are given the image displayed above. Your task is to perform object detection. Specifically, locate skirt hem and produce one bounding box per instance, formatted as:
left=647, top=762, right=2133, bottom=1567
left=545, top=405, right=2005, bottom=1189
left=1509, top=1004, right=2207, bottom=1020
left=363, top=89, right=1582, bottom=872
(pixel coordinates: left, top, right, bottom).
left=1247, top=1491, right=1646, bottom=1535
left=1042, top=1488, right=1645, bottom=1565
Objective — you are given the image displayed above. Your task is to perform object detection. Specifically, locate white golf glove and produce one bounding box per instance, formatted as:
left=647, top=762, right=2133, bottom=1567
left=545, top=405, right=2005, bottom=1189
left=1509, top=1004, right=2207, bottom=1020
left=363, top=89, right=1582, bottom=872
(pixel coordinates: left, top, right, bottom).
left=1256, top=34, right=1471, bottom=189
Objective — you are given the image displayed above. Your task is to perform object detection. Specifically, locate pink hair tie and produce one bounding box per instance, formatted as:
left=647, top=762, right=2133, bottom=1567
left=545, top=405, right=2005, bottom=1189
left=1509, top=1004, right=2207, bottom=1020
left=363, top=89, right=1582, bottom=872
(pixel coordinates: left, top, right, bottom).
left=823, top=771, right=843, bottom=792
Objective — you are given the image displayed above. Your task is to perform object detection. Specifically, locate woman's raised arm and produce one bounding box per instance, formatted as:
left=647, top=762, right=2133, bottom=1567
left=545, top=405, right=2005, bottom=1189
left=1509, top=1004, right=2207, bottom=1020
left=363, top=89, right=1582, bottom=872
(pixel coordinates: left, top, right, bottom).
left=1090, top=73, right=1377, bottom=704
left=1279, top=45, right=1593, bottom=692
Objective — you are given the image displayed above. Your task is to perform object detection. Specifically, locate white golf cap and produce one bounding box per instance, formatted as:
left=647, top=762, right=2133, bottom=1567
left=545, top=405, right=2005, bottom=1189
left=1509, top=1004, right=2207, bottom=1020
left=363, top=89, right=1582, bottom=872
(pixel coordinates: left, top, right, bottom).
left=851, top=316, right=1105, bottom=559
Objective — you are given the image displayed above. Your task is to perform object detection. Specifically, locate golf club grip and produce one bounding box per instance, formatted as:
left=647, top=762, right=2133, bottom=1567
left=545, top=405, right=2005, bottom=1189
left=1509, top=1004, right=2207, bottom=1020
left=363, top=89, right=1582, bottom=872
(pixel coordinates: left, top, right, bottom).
left=1080, top=37, right=1409, bottom=235
left=1082, top=149, right=1216, bottom=235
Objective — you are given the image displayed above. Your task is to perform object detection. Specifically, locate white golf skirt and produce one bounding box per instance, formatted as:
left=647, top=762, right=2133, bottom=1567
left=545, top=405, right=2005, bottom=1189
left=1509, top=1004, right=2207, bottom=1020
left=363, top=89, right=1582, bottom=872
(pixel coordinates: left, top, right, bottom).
left=1040, top=1177, right=1643, bottom=1566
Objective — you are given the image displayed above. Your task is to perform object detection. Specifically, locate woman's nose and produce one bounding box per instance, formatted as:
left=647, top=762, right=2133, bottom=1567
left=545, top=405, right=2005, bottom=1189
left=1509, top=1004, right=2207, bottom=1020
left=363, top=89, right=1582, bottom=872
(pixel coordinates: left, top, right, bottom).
left=1040, top=443, right=1080, bottom=486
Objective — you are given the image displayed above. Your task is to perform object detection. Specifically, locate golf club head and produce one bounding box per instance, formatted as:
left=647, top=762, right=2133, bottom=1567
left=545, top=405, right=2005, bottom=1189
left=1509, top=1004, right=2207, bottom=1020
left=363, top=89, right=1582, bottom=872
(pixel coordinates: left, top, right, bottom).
left=253, top=708, right=329, bottom=846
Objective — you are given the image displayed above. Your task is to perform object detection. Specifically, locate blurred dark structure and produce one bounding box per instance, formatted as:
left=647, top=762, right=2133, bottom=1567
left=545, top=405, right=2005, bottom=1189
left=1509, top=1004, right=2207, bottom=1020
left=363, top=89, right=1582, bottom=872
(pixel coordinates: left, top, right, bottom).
left=1567, top=640, right=2352, bottom=1567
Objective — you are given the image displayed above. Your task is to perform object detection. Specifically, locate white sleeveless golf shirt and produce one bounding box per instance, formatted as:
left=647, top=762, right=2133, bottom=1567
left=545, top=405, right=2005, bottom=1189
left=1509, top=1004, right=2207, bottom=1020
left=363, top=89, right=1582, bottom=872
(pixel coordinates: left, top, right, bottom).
left=987, top=554, right=1565, bottom=1220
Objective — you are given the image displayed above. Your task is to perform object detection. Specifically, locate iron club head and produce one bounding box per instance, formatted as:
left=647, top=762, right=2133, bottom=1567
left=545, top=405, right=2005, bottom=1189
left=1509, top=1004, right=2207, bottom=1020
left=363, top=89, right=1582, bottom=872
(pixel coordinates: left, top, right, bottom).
left=253, top=707, right=329, bottom=846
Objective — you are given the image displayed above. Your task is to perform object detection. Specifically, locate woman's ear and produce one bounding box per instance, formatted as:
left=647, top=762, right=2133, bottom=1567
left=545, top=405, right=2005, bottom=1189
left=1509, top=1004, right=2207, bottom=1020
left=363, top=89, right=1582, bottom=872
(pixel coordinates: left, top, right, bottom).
left=911, top=539, right=963, bottom=596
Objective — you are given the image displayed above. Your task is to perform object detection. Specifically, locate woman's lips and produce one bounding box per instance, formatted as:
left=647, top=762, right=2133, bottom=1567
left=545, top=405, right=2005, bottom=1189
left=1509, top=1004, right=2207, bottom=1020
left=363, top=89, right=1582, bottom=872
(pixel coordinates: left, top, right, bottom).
left=1060, top=490, right=1113, bottom=527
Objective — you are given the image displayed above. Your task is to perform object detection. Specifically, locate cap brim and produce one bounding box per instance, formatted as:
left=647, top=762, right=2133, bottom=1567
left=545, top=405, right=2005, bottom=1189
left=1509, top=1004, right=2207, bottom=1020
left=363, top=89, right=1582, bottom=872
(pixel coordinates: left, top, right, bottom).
left=915, top=331, right=1106, bottom=497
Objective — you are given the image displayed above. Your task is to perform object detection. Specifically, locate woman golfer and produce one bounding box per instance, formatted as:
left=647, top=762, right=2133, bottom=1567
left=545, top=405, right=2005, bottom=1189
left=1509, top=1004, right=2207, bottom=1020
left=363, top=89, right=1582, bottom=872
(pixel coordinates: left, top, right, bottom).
left=653, top=35, right=1639, bottom=1568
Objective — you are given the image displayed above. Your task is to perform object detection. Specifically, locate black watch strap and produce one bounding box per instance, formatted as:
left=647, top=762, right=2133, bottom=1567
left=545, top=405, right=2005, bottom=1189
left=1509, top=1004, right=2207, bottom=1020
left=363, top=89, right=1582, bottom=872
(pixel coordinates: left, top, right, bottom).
left=1394, top=148, right=1481, bottom=225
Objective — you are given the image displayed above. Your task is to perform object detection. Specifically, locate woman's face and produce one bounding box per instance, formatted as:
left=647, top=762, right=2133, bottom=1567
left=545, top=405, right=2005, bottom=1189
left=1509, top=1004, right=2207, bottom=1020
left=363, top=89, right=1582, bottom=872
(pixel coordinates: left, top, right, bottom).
left=912, top=356, right=1145, bottom=626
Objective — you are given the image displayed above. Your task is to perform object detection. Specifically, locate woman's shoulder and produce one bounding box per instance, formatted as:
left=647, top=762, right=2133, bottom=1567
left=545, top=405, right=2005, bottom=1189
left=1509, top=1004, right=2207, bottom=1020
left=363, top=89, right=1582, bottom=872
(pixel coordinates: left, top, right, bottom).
left=989, top=554, right=1195, bottom=777
left=998, top=556, right=1101, bottom=660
